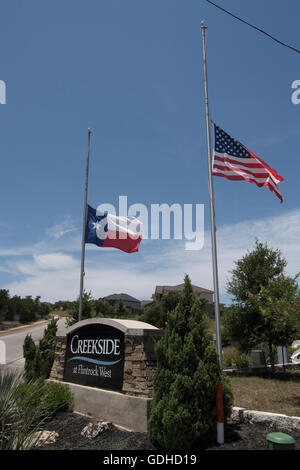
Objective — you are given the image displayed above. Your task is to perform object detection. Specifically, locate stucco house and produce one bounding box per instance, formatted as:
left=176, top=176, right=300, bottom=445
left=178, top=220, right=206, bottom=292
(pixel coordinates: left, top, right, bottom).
left=152, top=283, right=214, bottom=303
left=102, top=293, right=141, bottom=315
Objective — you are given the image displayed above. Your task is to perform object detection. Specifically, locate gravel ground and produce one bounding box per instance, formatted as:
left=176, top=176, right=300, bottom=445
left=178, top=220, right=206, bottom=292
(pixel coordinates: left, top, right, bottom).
left=42, top=411, right=300, bottom=451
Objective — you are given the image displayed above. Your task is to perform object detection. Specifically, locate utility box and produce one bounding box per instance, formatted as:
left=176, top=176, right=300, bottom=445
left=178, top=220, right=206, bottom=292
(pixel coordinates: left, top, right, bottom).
left=277, top=346, right=289, bottom=365
left=250, top=349, right=266, bottom=367
left=267, top=432, right=295, bottom=450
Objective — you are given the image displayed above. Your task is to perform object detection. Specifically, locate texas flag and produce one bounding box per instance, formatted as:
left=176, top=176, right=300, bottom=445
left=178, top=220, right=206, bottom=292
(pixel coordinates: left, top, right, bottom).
left=85, top=205, right=142, bottom=253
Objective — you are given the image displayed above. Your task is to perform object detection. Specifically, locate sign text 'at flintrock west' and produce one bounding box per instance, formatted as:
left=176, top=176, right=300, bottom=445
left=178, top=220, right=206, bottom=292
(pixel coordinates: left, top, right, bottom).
left=64, top=323, right=125, bottom=392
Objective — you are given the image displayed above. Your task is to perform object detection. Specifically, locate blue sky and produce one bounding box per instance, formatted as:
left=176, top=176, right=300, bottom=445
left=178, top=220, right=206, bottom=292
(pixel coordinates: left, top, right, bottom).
left=0, top=0, right=299, bottom=304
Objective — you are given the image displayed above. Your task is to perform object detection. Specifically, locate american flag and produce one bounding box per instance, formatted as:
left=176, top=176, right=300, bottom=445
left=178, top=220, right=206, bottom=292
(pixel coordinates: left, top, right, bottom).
left=212, top=124, right=284, bottom=203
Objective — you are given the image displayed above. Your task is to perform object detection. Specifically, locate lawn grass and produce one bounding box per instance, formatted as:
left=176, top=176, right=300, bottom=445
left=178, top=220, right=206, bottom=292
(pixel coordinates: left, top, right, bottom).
left=229, top=370, right=300, bottom=417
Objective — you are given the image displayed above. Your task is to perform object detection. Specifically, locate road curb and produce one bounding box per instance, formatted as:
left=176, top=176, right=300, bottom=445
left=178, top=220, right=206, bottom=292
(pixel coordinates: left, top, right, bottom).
left=231, top=406, right=300, bottom=432
left=0, top=320, right=49, bottom=337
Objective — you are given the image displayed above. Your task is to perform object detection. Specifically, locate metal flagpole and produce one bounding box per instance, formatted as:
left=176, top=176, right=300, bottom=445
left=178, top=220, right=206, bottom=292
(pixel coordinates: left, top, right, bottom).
left=201, top=21, right=224, bottom=445
left=79, top=128, right=92, bottom=322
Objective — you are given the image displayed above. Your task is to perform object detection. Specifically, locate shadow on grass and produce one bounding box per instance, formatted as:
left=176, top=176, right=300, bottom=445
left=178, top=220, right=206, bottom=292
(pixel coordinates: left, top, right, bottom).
left=238, top=370, right=300, bottom=383
left=263, top=371, right=300, bottom=383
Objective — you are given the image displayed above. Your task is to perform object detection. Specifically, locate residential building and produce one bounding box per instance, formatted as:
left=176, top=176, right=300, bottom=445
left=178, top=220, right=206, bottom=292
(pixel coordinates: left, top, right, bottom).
left=102, top=293, right=141, bottom=314
left=152, top=284, right=214, bottom=304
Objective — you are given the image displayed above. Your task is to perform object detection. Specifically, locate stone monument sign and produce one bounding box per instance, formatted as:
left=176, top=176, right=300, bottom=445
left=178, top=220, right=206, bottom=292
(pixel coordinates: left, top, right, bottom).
left=48, top=318, right=163, bottom=431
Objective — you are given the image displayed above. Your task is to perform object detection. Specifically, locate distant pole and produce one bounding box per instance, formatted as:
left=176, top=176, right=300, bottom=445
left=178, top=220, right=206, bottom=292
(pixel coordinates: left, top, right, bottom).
left=79, top=128, right=92, bottom=322
left=201, top=21, right=224, bottom=445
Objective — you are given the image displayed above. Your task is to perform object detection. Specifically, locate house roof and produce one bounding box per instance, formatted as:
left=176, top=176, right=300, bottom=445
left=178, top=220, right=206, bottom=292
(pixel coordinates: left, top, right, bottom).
left=141, top=300, right=154, bottom=309
left=154, top=284, right=214, bottom=295
left=102, top=293, right=141, bottom=303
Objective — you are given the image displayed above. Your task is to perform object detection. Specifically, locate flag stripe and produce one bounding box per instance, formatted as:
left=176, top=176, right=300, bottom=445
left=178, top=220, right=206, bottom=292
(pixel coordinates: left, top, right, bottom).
left=103, top=230, right=142, bottom=253
left=213, top=162, right=273, bottom=179
left=107, top=214, right=142, bottom=236
left=214, top=152, right=282, bottom=184
left=213, top=125, right=284, bottom=203
left=251, top=152, right=284, bottom=184
left=212, top=170, right=283, bottom=202
left=214, top=152, right=265, bottom=168
left=213, top=169, right=276, bottom=188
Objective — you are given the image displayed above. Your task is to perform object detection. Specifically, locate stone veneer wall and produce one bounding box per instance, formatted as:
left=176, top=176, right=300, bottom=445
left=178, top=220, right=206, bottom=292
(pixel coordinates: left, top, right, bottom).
left=122, top=335, right=159, bottom=398
left=50, top=336, right=67, bottom=382
left=49, top=334, right=160, bottom=398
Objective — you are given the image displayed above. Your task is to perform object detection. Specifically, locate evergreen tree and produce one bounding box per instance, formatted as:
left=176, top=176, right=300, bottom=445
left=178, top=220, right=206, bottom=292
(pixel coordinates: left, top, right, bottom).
left=23, top=334, right=36, bottom=382
left=149, top=275, right=233, bottom=450
left=38, top=318, right=58, bottom=378
left=23, top=318, right=58, bottom=381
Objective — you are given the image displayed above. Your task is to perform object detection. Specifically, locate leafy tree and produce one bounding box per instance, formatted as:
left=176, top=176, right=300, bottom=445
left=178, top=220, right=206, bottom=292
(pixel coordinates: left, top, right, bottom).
left=247, top=275, right=300, bottom=372
left=141, top=303, right=163, bottom=328
left=19, top=296, right=38, bottom=324
left=38, top=302, right=51, bottom=318
left=54, top=300, right=72, bottom=312
left=227, top=239, right=286, bottom=301
left=94, top=299, right=115, bottom=318
left=141, top=291, right=181, bottom=328
left=6, top=295, right=20, bottom=321
left=224, top=240, right=300, bottom=370
left=0, top=289, right=9, bottom=322
left=66, top=291, right=94, bottom=327
left=149, top=275, right=233, bottom=449
left=114, top=300, right=127, bottom=318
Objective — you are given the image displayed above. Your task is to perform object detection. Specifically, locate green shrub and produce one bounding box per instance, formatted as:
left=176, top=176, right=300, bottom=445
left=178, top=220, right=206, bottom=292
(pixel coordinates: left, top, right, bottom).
left=15, top=379, right=72, bottom=420
left=0, top=370, right=71, bottom=450
left=23, top=318, right=58, bottom=381
left=222, top=347, right=237, bottom=367
left=43, top=381, right=72, bottom=415
left=234, top=352, right=249, bottom=369
left=223, top=347, right=249, bottom=368
left=148, top=275, right=233, bottom=450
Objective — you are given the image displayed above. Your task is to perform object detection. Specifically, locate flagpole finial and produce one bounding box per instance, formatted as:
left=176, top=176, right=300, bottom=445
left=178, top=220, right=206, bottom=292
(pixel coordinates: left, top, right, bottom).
left=201, top=20, right=207, bottom=29
left=88, top=128, right=92, bottom=134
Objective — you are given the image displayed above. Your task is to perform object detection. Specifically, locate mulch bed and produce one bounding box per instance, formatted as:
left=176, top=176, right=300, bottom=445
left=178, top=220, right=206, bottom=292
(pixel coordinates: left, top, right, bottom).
left=43, top=411, right=300, bottom=451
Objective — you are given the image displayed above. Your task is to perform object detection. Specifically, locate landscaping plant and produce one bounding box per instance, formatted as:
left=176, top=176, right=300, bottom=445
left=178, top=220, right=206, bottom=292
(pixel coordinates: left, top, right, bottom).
left=223, top=348, right=250, bottom=369
left=149, top=275, right=233, bottom=450
left=23, top=318, right=58, bottom=381
left=0, top=370, right=71, bottom=450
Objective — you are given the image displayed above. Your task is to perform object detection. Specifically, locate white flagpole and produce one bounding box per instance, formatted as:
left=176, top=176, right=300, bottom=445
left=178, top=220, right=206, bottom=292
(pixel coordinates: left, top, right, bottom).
left=79, top=128, right=92, bottom=322
left=201, top=21, right=224, bottom=445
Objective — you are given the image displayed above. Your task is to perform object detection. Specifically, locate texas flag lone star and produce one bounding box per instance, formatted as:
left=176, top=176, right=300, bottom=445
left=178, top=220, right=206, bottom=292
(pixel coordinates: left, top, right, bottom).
left=85, top=204, right=142, bottom=253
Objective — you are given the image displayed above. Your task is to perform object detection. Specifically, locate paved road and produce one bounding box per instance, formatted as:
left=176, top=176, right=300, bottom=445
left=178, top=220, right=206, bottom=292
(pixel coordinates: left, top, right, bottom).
left=0, top=318, right=68, bottom=372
